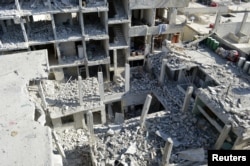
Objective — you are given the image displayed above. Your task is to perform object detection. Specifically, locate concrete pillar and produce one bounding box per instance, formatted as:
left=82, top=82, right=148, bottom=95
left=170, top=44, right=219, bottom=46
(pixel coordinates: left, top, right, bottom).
left=50, top=14, right=58, bottom=40
left=114, top=49, right=118, bottom=76
left=106, top=64, right=110, bottom=82
left=52, top=130, right=66, bottom=158
left=15, top=0, right=21, bottom=10
left=38, top=81, right=48, bottom=110
left=243, top=61, right=250, bottom=73
left=108, top=104, right=114, bottom=121
left=101, top=108, right=106, bottom=124
left=79, top=11, right=85, bottom=36
left=0, top=20, right=7, bottom=33
left=53, top=68, right=65, bottom=82
left=237, top=57, right=246, bottom=68
left=52, top=118, right=62, bottom=128
left=214, top=12, right=221, bottom=31
left=181, top=86, right=194, bottom=112
left=239, top=12, right=248, bottom=33
left=98, top=72, right=104, bottom=101
left=87, top=111, right=95, bottom=146
left=74, top=112, right=86, bottom=129
left=140, top=94, right=152, bottom=129
left=125, top=63, right=130, bottom=92
left=78, top=45, right=84, bottom=58
left=214, top=124, right=231, bottom=149
left=78, top=76, right=83, bottom=106
left=20, top=19, right=29, bottom=44
left=159, top=59, right=168, bottom=85
left=161, top=138, right=173, bottom=166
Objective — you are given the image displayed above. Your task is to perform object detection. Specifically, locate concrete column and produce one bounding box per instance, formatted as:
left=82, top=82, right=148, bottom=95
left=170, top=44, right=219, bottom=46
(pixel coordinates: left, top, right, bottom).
left=239, top=12, right=248, bottom=33
left=125, top=63, right=130, bottom=92
left=52, top=130, right=66, bottom=158
left=98, top=72, right=104, bottom=101
left=106, top=64, right=110, bottom=81
left=108, top=104, right=114, bottom=121
left=87, top=111, right=95, bottom=146
left=237, top=57, right=246, bottom=68
left=181, top=86, right=194, bottom=112
left=101, top=108, right=106, bottom=124
left=50, top=14, right=58, bottom=40
left=78, top=76, right=83, bottom=106
left=79, top=11, right=85, bottom=36
left=243, top=61, right=250, bottom=73
left=161, top=138, right=173, bottom=166
left=140, top=94, right=152, bottom=129
left=0, top=20, right=7, bottom=33
left=53, top=68, right=65, bottom=82
left=214, top=12, right=221, bottom=31
left=15, top=0, right=21, bottom=10
left=38, top=81, right=48, bottom=110
left=78, top=45, right=84, bottom=58
left=159, top=59, right=168, bottom=85
left=52, top=118, right=62, bottom=128
left=74, top=112, right=86, bottom=129
left=20, top=19, right=29, bottom=44
left=214, top=124, right=231, bottom=149
left=114, top=49, right=118, bottom=76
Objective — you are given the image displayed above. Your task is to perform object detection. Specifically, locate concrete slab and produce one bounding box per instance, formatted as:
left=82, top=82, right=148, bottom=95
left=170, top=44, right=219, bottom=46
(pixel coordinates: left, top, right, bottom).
left=0, top=50, right=53, bottom=166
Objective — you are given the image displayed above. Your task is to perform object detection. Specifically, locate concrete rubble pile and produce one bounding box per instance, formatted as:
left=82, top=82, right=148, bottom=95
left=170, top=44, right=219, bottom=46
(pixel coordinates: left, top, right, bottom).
left=91, top=110, right=218, bottom=165
left=105, top=81, right=125, bottom=95
left=85, top=24, right=105, bottom=36
left=55, top=128, right=91, bottom=166
left=130, top=67, right=158, bottom=93
left=43, top=77, right=101, bottom=113
left=0, top=25, right=25, bottom=47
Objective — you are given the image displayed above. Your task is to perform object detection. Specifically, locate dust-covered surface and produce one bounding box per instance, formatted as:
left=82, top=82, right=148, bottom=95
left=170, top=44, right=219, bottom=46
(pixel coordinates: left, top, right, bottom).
left=0, top=50, right=53, bottom=166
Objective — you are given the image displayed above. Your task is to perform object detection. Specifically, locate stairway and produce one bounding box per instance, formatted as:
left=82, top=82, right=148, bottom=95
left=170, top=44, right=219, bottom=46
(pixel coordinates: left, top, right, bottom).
left=113, top=25, right=127, bottom=46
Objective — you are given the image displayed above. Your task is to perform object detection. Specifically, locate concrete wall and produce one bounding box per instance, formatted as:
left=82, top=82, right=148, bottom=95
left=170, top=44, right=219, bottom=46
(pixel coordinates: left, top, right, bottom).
left=143, top=9, right=155, bottom=26
left=182, top=26, right=198, bottom=42
left=129, top=0, right=189, bottom=9
left=54, top=13, right=72, bottom=25
left=59, top=41, right=76, bottom=57
left=122, top=0, right=129, bottom=16
left=216, top=22, right=250, bottom=38
left=122, top=23, right=129, bottom=43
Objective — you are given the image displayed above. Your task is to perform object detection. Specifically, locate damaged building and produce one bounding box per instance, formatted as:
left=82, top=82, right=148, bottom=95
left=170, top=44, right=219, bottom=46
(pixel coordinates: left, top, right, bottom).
left=1, top=0, right=250, bottom=166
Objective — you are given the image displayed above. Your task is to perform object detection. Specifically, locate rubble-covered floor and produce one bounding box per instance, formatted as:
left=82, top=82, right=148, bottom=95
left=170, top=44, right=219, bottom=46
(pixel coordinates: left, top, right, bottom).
left=55, top=108, right=218, bottom=166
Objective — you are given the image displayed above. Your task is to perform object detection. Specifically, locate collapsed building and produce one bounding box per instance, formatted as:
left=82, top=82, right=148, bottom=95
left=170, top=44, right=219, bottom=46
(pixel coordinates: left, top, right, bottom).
left=1, top=0, right=250, bottom=166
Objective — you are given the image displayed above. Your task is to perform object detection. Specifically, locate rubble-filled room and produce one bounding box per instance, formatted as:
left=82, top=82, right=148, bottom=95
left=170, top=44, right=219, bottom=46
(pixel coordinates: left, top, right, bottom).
left=131, top=9, right=154, bottom=26
left=20, top=0, right=49, bottom=12
left=24, top=14, right=54, bottom=43
left=58, top=40, right=83, bottom=65
left=54, top=13, right=82, bottom=40
left=83, top=12, right=106, bottom=36
left=107, top=0, right=127, bottom=20
left=86, top=40, right=108, bottom=61
left=85, top=0, right=106, bottom=8
left=0, top=19, right=26, bottom=49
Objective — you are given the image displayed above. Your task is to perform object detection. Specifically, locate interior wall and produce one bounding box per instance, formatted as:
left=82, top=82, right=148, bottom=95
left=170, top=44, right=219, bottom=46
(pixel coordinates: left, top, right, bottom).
left=122, top=0, right=129, bottom=16
left=122, top=23, right=129, bottom=43
left=54, top=13, right=72, bottom=25
left=59, top=41, right=76, bottom=57
left=143, top=9, right=155, bottom=26
left=182, top=26, right=198, bottom=42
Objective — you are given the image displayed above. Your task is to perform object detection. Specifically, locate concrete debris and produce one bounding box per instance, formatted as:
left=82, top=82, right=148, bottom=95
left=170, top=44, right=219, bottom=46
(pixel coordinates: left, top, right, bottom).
left=177, top=148, right=205, bottom=162
left=125, top=142, right=137, bottom=154
left=114, top=113, right=124, bottom=124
